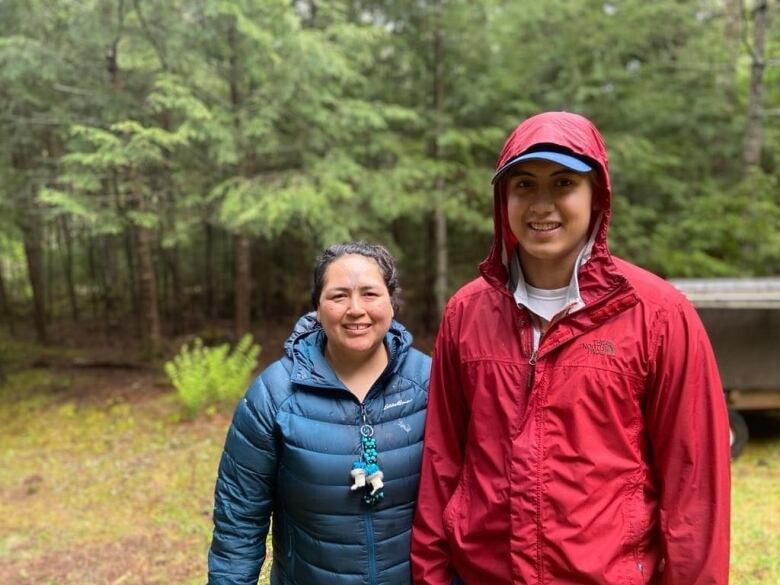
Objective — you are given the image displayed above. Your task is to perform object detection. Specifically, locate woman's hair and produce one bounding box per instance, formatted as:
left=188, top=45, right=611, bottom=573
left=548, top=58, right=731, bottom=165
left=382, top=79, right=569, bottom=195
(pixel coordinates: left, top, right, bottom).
left=311, top=241, right=401, bottom=314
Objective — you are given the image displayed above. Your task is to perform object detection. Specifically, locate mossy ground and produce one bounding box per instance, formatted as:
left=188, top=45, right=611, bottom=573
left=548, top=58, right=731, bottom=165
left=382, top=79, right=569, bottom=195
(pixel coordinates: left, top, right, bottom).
left=0, top=365, right=272, bottom=585
left=0, top=361, right=777, bottom=584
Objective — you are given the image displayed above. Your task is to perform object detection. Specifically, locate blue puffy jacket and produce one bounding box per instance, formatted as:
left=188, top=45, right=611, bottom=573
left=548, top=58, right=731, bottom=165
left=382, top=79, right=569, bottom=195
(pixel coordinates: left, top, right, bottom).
left=208, top=313, right=431, bottom=585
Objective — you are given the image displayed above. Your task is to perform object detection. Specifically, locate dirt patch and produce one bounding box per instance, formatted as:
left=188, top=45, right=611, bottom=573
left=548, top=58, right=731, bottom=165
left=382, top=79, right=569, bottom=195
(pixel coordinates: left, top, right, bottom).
left=52, top=369, right=170, bottom=408
left=0, top=367, right=170, bottom=412
left=0, top=532, right=204, bottom=585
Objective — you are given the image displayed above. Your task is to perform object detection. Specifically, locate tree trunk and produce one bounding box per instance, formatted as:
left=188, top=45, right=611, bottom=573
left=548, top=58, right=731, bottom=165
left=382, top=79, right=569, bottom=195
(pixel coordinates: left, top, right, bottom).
left=159, top=240, right=170, bottom=328
left=137, top=224, right=161, bottom=350
left=86, top=234, right=100, bottom=319
left=101, top=234, right=120, bottom=337
left=131, top=186, right=161, bottom=353
left=228, top=18, right=252, bottom=338
left=60, top=216, right=80, bottom=321
left=22, top=213, right=48, bottom=344
left=431, top=0, right=448, bottom=323
left=46, top=225, right=55, bottom=319
left=124, top=227, right=141, bottom=337
left=204, top=222, right=215, bottom=319
left=172, top=246, right=183, bottom=333
left=743, top=0, right=768, bottom=171
left=423, top=217, right=436, bottom=332
left=155, top=106, right=181, bottom=334
left=434, top=203, right=448, bottom=318
left=723, top=0, right=742, bottom=110
left=163, top=245, right=183, bottom=335
left=0, top=261, right=15, bottom=335
left=234, top=234, right=251, bottom=338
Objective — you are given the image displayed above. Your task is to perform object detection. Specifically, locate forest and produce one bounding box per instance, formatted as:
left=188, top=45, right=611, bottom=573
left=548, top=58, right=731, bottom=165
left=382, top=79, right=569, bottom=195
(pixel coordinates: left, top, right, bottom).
left=1, top=2, right=779, bottom=584
left=0, top=0, right=778, bottom=348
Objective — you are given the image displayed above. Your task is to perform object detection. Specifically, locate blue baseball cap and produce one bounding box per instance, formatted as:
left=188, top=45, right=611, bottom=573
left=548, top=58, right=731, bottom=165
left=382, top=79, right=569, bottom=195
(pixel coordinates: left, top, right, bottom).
left=491, top=150, right=593, bottom=184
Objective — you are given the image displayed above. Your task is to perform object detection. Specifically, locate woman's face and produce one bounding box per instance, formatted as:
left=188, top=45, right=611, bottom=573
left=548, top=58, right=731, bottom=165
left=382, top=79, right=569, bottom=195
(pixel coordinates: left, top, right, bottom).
left=317, top=254, right=394, bottom=361
left=505, top=159, right=593, bottom=287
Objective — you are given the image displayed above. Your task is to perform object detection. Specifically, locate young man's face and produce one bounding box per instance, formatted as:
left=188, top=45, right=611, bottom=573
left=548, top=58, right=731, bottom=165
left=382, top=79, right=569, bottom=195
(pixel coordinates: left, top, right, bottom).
left=505, top=159, right=593, bottom=287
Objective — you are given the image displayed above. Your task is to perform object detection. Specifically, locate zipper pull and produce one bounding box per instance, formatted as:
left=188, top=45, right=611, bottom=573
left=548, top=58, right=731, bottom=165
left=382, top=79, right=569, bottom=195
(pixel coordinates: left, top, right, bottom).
left=637, top=562, right=645, bottom=583
left=637, top=562, right=644, bottom=574
left=527, top=350, right=538, bottom=390
left=360, top=403, right=374, bottom=437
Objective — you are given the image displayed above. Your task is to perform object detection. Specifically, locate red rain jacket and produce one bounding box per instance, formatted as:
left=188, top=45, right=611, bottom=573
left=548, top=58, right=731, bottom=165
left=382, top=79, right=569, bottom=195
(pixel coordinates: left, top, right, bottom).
left=411, top=112, right=730, bottom=585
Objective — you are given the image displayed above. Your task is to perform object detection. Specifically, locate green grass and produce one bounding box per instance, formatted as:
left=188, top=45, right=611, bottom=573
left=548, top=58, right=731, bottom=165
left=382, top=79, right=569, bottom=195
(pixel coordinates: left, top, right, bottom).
left=0, top=368, right=272, bottom=584
left=0, top=366, right=777, bottom=584
left=731, top=428, right=780, bottom=584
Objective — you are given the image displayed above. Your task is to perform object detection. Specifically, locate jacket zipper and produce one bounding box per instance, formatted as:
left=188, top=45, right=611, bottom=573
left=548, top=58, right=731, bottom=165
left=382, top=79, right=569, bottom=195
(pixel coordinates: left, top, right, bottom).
left=366, top=511, right=376, bottom=585
left=358, top=401, right=378, bottom=585
left=531, top=343, right=543, bottom=585
left=516, top=281, right=634, bottom=585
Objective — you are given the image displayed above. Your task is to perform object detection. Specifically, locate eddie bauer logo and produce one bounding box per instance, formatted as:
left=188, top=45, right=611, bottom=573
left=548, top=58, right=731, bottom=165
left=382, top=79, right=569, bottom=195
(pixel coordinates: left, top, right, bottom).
left=583, top=339, right=617, bottom=356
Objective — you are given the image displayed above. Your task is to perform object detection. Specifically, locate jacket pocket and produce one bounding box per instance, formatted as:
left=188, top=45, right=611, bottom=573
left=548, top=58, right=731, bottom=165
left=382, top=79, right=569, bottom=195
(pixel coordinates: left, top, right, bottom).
left=286, top=525, right=296, bottom=577
left=442, top=467, right=470, bottom=539
left=626, top=478, right=655, bottom=585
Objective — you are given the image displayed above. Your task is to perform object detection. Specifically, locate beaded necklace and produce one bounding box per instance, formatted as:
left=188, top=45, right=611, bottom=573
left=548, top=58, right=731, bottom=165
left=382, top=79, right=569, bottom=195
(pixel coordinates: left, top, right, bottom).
left=349, top=403, right=385, bottom=505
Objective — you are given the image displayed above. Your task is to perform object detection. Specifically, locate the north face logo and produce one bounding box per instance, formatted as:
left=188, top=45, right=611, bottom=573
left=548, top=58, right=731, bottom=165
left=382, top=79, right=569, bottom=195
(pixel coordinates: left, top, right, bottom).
left=583, top=339, right=616, bottom=355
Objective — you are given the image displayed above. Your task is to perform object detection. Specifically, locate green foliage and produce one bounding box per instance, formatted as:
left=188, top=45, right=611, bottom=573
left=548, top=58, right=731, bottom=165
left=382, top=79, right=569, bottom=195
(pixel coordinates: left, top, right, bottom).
left=1, top=0, right=779, bottom=327
left=164, top=334, right=261, bottom=418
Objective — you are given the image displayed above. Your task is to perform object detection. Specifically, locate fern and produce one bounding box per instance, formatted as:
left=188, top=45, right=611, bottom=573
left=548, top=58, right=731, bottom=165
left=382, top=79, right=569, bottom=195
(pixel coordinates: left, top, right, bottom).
left=164, top=334, right=261, bottom=418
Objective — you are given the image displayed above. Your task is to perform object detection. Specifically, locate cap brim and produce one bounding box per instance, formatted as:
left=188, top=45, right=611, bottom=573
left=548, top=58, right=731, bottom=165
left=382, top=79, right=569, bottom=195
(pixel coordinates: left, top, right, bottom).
left=491, top=151, right=592, bottom=184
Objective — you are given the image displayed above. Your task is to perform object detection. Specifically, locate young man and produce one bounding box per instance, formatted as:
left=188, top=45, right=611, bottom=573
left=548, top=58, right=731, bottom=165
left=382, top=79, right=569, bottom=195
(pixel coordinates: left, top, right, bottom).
left=412, top=111, right=730, bottom=584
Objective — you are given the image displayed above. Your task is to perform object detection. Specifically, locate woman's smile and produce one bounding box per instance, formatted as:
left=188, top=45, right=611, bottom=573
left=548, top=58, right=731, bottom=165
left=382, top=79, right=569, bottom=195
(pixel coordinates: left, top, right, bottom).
left=343, top=323, right=372, bottom=333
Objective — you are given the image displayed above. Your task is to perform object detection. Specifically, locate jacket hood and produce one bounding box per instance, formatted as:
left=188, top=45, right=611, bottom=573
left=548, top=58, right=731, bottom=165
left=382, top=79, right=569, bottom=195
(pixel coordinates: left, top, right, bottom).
left=480, top=111, right=613, bottom=289
left=284, top=312, right=412, bottom=389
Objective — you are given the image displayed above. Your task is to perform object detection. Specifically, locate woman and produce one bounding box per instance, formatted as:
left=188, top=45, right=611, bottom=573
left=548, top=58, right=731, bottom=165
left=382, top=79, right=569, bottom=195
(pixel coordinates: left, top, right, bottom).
left=411, top=112, right=730, bottom=584
left=209, top=242, right=431, bottom=585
